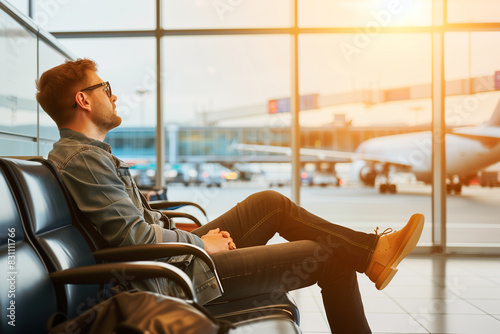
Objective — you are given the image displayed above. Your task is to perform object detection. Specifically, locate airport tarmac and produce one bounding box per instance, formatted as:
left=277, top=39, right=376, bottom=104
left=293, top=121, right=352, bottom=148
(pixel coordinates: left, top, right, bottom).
left=167, top=182, right=500, bottom=248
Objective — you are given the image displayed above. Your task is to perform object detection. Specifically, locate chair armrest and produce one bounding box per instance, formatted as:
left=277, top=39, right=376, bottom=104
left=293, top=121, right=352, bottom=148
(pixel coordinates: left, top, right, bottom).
left=149, top=200, right=208, bottom=218
left=161, top=211, right=203, bottom=227
left=49, top=261, right=196, bottom=301
left=92, top=242, right=215, bottom=272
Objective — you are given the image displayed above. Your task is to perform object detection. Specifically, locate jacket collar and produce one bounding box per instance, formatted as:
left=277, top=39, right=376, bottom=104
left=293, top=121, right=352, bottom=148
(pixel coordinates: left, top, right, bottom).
left=59, top=128, right=112, bottom=153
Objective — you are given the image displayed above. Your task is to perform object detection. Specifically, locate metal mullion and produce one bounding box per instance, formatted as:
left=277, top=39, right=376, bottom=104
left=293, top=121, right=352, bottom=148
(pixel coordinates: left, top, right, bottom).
left=431, top=0, right=446, bottom=254
left=51, top=28, right=292, bottom=39
left=36, top=28, right=40, bottom=156
left=290, top=0, right=300, bottom=205
left=298, top=26, right=436, bottom=34
left=49, top=26, right=500, bottom=40
left=0, top=132, right=37, bottom=142
left=0, top=1, right=38, bottom=34
left=52, top=27, right=444, bottom=39
left=51, top=30, right=155, bottom=38
left=155, top=0, right=165, bottom=188
left=162, top=28, right=292, bottom=36
left=446, top=22, right=500, bottom=31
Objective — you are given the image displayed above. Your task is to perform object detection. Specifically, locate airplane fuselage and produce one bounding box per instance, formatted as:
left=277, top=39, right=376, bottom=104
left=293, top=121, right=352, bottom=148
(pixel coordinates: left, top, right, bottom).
left=355, top=130, right=500, bottom=184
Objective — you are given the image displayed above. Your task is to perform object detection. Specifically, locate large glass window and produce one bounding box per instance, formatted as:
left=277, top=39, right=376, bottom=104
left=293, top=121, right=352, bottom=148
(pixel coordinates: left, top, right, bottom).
left=5, top=0, right=28, bottom=16
left=300, top=33, right=431, bottom=99
left=298, top=33, right=433, bottom=243
left=59, top=37, right=157, bottom=128
left=0, top=135, right=38, bottom=156
left=57, top=37, right=157, bottom=165
left=38, top=41, right=70, bottom=141
left=0, top=8, right=37, bottom=139
left=162, top=35, right=291, bottom=194
left=162, top=0, right=291, bottom=29
left=298, top=0, right=432, bottom=27
left=448, top=0, right=500, bottom=23
left=444, top=31, right=500, bottom=247
left=32, top=0, right=156, bottom=32
left=162, top=35, right=291, bottom=126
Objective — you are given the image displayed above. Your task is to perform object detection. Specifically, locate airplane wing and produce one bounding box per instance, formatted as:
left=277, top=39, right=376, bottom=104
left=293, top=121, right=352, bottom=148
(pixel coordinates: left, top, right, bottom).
left=449, top=126, right=500, bottom=139
left=232, top=143, right=412, bottom=168
left=447, top=126, right=500, bottom=147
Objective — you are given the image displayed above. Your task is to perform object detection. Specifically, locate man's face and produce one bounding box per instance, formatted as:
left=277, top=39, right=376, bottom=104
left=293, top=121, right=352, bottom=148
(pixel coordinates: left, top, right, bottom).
left=85, top=71, right=121, bottom=131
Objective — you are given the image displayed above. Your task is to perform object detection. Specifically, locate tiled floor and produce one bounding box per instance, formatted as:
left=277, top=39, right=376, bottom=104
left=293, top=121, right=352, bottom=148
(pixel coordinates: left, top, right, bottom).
left=289, top=255, right=500, bottom=334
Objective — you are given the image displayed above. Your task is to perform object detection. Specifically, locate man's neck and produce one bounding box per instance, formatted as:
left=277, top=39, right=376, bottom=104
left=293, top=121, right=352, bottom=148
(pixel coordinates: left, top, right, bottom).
left=64, top=124, right=106, bottom=142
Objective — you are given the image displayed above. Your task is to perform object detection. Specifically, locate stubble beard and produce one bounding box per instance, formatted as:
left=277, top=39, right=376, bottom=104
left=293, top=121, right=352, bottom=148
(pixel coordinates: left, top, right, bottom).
left=93, top=109, right=122, bottom=133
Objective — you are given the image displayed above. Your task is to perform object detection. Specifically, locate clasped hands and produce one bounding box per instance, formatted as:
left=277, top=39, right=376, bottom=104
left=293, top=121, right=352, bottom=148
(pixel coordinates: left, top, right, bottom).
left=201, top=228, right=237, bottom=255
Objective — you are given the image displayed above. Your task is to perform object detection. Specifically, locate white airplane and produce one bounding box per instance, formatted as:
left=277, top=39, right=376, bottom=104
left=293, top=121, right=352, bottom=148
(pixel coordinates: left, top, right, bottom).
left=233, top=99, right=500, bottom=194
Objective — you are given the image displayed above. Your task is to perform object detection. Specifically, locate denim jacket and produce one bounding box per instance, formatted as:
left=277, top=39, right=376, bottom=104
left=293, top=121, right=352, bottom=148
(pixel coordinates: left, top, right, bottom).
left=48, top=129, right=221, bottom=304
left=48, top=128, right=204, bottom=249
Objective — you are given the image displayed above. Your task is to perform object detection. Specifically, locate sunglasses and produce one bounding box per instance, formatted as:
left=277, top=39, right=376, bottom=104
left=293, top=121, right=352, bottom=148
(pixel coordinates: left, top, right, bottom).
left=73, top=81, right=112, bottom=108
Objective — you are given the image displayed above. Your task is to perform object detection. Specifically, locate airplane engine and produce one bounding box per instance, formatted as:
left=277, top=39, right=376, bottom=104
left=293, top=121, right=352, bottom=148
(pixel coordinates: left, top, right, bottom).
left=359, top=165, right=377, bottom=186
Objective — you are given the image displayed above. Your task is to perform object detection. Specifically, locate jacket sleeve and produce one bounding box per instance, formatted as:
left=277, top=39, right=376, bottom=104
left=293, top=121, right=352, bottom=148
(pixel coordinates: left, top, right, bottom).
left=58, top=148, right=204, bottom=249
left=159, top=227, right=205, bottom=249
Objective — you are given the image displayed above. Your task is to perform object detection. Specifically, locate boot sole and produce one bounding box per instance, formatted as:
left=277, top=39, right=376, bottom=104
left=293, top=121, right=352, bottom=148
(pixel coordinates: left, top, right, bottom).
left=375, top=213, right=425, bottom=290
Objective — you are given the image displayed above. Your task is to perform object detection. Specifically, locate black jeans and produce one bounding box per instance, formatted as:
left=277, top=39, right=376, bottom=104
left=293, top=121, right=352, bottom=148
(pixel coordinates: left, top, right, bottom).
left=192, top=190, right=378, bottom=334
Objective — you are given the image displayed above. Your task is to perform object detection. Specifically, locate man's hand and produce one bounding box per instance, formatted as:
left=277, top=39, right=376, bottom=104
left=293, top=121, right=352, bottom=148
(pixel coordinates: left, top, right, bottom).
left=201, top=228, right=237, bottom=255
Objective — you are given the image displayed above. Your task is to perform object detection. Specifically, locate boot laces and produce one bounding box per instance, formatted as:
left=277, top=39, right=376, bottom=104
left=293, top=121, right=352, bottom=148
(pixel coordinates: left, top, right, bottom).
left=374, top=227, right=393, bottom=236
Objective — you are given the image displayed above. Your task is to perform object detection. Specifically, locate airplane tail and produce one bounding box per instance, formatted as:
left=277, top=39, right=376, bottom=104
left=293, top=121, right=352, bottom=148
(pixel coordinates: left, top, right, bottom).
left=485, top=98, right=500, bottom=127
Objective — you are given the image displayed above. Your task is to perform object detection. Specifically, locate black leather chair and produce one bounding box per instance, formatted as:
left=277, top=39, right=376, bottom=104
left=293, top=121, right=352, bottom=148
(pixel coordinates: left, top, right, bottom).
left=0, top=167, right=58, bottom=333
left=0, top=160, right=301, bottom=333
left=2, top=157, right=299, bottom=325
left=0, top=158, right=208, bottom=316
left=0, top=162, right=194, bottom=333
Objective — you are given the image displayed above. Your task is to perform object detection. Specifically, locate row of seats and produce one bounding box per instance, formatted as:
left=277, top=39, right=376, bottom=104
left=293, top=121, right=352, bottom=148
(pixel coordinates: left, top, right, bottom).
left=0, top=158, right=301, bottom=333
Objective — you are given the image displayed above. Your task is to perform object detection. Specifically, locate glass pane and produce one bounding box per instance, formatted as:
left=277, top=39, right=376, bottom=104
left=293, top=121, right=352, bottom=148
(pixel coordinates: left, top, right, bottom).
left=4, top=0, right=29, bottom=16
left=300, top=33, right=431, bottom=105
left=0, top=137, right=37, bottom=156
left=162, top=35, right=291, bottom=125
left=162, top=0, right=291, bottom=29
left=444, top=32, right=500, bottom=247
left=0, top=9, right=37, bottom=137
left=38, top=41, right=70, bottom=141
left=58, top=37, right=157, bottom=163
left=448, top=0, right=500, bottom=23
left=299, top=33, right=433, bottom=245
left=39, top=139, right=55, bottom=158
left=161, top=35, right=290, bottom=193
left=59, top=37, right=157, bottom=128
left=32, top=0, right=155, bottom=32
left=299, top=0, right=432, bottom=27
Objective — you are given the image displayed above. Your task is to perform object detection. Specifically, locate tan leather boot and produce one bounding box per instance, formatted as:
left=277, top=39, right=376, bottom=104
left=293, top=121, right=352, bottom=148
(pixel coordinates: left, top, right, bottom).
left=366, top=213, right=425, bottom=290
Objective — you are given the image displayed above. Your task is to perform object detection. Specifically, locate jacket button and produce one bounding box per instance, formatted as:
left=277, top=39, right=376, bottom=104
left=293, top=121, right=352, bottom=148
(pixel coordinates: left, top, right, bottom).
left=211, top=283, right=217, bottom=289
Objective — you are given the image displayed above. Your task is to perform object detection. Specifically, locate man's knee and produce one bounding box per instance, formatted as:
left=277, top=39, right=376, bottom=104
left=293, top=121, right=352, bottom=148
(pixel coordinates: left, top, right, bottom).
left=250, top=190, right=287, bottom=205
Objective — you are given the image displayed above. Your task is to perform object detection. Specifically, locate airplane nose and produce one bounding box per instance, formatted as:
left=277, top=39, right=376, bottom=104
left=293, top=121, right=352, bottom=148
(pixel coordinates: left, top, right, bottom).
left=356, top=142, right=367, bottom=154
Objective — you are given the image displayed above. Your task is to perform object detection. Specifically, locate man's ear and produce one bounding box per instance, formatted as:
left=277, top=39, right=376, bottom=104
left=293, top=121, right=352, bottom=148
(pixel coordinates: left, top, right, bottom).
left=74, top=91, right=92, bottom=111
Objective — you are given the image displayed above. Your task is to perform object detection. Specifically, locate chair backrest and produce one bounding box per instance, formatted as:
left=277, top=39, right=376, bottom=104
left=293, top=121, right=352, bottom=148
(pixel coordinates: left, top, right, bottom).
left=0, top=158, right=99, bottom=318
left=40, top=158, right=109, bottom=251
left=0, top=165, right=58, bottom=333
